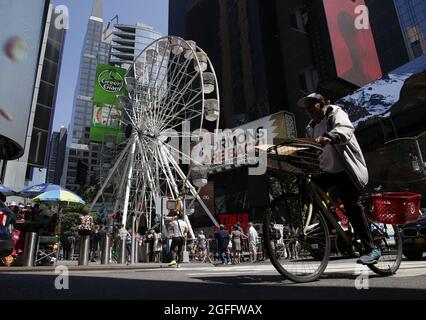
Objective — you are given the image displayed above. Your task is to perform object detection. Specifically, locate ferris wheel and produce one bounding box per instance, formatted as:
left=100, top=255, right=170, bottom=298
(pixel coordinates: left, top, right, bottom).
left=91, top=36, right=221, bottom=237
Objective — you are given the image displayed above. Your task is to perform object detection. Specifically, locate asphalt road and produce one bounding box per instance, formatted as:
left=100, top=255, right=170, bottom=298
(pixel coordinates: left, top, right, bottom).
left=1, top=257, right=426, bottom=300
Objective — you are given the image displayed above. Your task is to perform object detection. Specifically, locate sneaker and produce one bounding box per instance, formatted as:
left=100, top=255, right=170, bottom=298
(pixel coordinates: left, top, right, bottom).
left=357, top=248, right=381, bottom=265
left=168, top=260, right=177, bottom=267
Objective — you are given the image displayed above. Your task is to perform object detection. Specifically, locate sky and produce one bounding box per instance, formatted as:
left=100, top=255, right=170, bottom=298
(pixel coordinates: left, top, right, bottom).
left=51, top=0, right=169, bottom=131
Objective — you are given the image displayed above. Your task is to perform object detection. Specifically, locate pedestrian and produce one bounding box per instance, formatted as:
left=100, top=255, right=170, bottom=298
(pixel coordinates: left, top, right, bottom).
left=78, top=212, right=93, bottom=236
left=168, top=212, right=188, bottom=267
left=197, top=230, right=207, bottom=262
left=215, top=224, right=230, bottom=265
left=126, top=228, right=132, bottom=264
left=231, top=224, right=247, bottom=264
left=154, top=230, right=162, bottom=263
left=248, top=222, right=259, bottom=263
left=298, top=92, right=380, bottom=264
left=146, top=229, right=156, bottom=262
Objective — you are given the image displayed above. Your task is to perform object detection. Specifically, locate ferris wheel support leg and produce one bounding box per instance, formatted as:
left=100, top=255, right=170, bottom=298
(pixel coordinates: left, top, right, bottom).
left=161, top=143, right=219, bottom=228
left=113, top=152, right=130, bottom=228
left=90, top=141, right=131, bottom=212
left=112, top=152, right=132, bottom=216
left=122, top=139, right=137, bottom=228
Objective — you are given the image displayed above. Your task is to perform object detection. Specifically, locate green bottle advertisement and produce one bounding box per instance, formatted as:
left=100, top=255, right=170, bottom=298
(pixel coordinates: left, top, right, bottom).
left=90, top=64, right=127, bottom=143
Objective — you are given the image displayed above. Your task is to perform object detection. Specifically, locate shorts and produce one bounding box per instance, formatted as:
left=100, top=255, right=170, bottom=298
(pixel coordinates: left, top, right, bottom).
left=170, top=237, right=184, bottom=252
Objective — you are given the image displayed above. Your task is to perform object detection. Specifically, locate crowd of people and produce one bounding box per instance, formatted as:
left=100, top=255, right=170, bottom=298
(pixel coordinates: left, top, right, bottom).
left=1, top=194, right=279, bottom=267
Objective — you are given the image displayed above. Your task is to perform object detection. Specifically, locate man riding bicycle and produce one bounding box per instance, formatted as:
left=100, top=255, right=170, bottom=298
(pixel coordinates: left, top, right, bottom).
left=297, top=93, right=381, bottom=265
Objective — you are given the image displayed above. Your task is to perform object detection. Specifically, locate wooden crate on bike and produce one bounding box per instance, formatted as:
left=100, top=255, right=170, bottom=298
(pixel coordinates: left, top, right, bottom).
left=259, top=139, right=322, bottom=176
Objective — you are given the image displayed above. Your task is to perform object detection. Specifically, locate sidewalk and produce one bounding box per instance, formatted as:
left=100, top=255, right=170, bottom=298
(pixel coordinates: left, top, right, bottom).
left=0, top=260, right=214, bottom=273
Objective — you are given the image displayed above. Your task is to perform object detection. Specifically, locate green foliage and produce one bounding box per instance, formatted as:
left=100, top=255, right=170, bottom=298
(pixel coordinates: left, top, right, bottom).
left=77, top=184, right=98, bottom=204
left=59, top=212, right=80, bottom=243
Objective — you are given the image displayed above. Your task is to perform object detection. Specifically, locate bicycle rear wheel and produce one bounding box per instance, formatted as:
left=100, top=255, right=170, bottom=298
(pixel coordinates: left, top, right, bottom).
left=367, top=223, right=402, bottom=276
left=263, top=196, right=330, bottom=283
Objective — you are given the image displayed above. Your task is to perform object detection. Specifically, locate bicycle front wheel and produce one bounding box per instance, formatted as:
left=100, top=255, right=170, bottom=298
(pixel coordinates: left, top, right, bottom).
left=367, top=223, right=402, bottom=276
left=263, top=197, right=331, bottom=283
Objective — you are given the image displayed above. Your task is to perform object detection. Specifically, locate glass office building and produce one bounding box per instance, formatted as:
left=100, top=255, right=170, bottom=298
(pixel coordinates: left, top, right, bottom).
left=64, top=0, right=111, bottom=190
left=110, top=22, right=162, bottom=66
left=394, top=0, right=426, bottom=59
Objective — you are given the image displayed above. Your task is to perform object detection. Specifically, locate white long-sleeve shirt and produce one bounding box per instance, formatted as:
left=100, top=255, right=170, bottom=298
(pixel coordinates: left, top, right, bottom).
left=248, top=226, right=258, bottom=244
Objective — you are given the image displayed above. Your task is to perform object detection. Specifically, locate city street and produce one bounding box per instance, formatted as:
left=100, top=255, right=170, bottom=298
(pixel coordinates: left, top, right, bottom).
left=1, top=0, right=425, bottom=306
left=1, top=257, right=426, bottom=300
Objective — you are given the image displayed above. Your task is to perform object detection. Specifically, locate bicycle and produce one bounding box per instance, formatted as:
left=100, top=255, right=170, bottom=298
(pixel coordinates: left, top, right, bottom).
left=260, top=139, right=421, bottom=283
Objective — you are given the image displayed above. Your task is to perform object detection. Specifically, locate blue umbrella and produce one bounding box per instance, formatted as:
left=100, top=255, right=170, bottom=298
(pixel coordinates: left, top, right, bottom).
left=17, top=183, right=65, bottom=198
left=32, top=190, right=85, bottom=205
left=0, top=184, right=15, bottom=196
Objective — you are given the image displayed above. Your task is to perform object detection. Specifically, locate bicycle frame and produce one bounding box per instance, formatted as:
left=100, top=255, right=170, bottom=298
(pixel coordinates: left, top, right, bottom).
left=305, top=177, right=354, bottom=247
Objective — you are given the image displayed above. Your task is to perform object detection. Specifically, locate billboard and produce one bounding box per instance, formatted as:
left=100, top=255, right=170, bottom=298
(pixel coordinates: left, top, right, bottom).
left=0, top=0, right=47, bottom=159
left=214, top=213, right=250, bottom=233
left=337, top=53, right=426, bottom=127
left=207, top=111, right=296, bottom=172
left=90, top=64, right=127, bottom=143
left=323, top=0, right=382, bottom=87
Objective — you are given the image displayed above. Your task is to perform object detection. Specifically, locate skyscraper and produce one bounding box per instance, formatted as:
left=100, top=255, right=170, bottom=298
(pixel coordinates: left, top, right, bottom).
left=63, top=0, right=112, bottom=190
left=47, top=127, right=67, bottom=184
left=394, top=0, right=426, bottom=59
left=1, top=1, right=66, bottom=191
left=168, top=0, right=194, bottom=38
left=110, top=22, right=162, bottom=67
left=365, top=0, right=409, bottom=74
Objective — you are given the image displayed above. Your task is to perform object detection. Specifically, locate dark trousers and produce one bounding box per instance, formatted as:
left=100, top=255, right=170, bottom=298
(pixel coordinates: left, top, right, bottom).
left=314, top=171, right=374, bottom=252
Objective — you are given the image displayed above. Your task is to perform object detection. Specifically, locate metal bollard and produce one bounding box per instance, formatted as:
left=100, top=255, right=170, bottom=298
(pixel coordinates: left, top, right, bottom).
left=100, top=235, right=110, bottom=265
left=22, top=232, right=38, bottom=267
left=78, top=235, right=91, bottom=266
left=118, top=238, right=127, bottom=264
left=133, top=240, right=140, bottom=264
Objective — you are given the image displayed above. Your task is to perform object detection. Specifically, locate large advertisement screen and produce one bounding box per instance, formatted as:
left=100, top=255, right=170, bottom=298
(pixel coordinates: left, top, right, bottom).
left=90, top=64, right=127, bottom=143
left=323, top=0, right=382, bottom=87
left=0, top=0, right=47, bottom=159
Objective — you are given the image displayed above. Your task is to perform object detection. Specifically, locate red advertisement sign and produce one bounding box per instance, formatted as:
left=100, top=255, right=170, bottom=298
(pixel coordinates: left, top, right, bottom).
left=323, top=0, right=382, bottom=87
left=214, top=213, right=249, bottom=233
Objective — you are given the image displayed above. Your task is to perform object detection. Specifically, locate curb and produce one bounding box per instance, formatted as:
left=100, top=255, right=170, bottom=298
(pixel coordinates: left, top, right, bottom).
left=0, top=263, right=214, bottom=273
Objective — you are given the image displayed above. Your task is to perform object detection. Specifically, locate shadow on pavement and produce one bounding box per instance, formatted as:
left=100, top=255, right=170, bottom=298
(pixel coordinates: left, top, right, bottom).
left=0, top=273, right=425, bottom=300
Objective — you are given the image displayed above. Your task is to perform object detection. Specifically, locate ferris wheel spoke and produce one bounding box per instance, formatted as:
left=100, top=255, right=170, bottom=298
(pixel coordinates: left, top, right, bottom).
left=157, top=81, right=203, bottom=130
left=150, top=53, right=192, bottom=126
left=156, top=68, right=201, bottom=126
left=163, top=141, right=204, bottom=167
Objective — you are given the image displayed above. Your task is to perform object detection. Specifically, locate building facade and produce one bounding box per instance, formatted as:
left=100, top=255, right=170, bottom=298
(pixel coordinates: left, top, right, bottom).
left=47, top=127, right=67, bottom=184
left=63, top=0, right=112, bottom=190
left=365, top=0, right=410, bottom=74
left=110, top=22, right=163, bottom=66
left=174, top=0, right=414, bottom=224
left=168, top=0, right=194, bottom=38
left=2, top=2, right=66, bottom=192
left=393, top=0, right=426, bottom=60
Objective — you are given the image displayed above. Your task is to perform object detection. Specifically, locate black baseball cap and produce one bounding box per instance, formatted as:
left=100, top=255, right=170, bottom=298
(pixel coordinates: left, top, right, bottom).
left=297, top=93, right=326, bottom=108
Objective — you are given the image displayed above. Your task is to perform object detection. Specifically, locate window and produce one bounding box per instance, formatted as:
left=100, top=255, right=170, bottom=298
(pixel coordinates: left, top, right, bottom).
left=411, top=40, right=424, bottom=58
left=290, top=7, right=308, bottom=32
left=37, top=82, right=54, bottom=107
left=41, top=59, right=59, bottom=84
left=45, top=40, right=61, bottom=62
left=299, top=68, right=319, bottom=93
left=33, top=104, right=52, bottom=131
